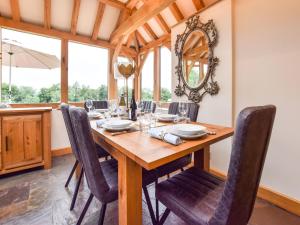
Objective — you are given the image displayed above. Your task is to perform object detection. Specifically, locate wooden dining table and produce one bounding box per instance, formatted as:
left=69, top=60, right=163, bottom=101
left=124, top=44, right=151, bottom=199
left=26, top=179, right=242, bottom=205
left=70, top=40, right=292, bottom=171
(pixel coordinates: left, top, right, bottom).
left=90, top=121, right=234, bottom=225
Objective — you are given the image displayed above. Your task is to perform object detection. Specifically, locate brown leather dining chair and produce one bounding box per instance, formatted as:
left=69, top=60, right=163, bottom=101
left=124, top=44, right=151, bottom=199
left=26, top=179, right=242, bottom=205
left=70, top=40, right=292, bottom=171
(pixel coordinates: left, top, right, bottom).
left=155, top=105, right=276, bottom=225
left=69, top=107, right=159, bottom=225
left=61, top=104, right=109, bottom=211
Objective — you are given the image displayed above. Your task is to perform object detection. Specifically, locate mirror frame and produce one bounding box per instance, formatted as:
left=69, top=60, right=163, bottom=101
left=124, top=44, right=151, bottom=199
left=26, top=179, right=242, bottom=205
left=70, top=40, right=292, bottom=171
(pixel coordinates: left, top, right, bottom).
left=174, top=15, right=219, bottom=104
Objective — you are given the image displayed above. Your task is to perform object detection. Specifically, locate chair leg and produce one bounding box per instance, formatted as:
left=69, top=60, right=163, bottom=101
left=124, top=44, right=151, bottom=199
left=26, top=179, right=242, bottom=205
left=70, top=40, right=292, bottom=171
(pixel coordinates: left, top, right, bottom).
left=65, top=160, right=79, bottom=188
left=98, top=203, right=107, bottom=225
left=143, top=186, right=157, bottom=225
left=70, top=167, right=84, bottom=210
left=76, top=193, right=94, bottom=225
left=155, top=180, right=159, bottom=221
left=158, top=208, right=171, bottom=225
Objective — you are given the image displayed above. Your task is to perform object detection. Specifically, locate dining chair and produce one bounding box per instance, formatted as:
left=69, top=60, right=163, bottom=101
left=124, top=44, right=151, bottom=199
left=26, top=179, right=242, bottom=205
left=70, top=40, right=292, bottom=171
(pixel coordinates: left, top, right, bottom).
left=168, top=102, right=179, bottom=115
left=61, top=104, right=109, bottom=211
left=69, top=107, right=160, bottom=225
left=84, top=100, right=108, bottom=111
left=141, top=100, right=156, bottom=113
left=155, top=105, right=276, bottom=225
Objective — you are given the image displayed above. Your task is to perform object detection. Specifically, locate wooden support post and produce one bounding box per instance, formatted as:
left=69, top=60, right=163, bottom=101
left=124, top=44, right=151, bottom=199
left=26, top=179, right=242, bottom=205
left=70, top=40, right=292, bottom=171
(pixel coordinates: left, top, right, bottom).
left=153, top=47, right=160, bottom=101
left=61, top=39, right=68, bottom=103
left=194, top=146, right=210, bottom=171
left=108, top=49, right=118, bottom=100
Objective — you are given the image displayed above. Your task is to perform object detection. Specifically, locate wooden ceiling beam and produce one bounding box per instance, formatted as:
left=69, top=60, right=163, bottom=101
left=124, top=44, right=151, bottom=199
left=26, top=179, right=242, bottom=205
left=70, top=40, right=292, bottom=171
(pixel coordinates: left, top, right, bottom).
left=142, top=23, right=158, bottom=40
left=136, top=30, right=146, bottom=47
left=92, top=2, right=106, bottom=40
left=110, top=0, right=176, bottom=44
left=192, top=0, right=205, bottom=11
left=140, top=34, right=170, bottom=54
left=0, top=16, right=137, bottom=57
left=99, top=0, right=129, bottom=11
left=70, top=0, right=81, bottom=35
left=126, top=0, right=140, bottom=10
left=155, top=14, right=170, bottom=34
left=126, top=33, right=134, bottom=47
left=10, top=0, right=21, bottom=21
left=169, top=2, right=184, bottom=22
left=44, top=0, right=51, bottom=29
left=133, top=31, right=140, bottom=52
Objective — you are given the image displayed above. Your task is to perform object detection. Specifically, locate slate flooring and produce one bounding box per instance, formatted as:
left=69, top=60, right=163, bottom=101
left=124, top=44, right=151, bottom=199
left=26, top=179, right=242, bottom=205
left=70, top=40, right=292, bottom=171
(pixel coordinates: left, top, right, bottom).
left=0, top=155, right=299, bottom=225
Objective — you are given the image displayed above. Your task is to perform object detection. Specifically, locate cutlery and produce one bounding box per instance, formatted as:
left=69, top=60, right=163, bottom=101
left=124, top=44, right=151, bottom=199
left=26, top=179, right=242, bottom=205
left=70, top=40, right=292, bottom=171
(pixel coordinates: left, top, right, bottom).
left=206, top=130, right=216, bottom=135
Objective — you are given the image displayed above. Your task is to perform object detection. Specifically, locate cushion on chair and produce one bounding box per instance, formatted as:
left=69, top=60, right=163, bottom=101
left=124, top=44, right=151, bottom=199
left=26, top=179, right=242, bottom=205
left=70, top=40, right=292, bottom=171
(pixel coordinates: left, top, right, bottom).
left=156, top=167, right=225, bottom=225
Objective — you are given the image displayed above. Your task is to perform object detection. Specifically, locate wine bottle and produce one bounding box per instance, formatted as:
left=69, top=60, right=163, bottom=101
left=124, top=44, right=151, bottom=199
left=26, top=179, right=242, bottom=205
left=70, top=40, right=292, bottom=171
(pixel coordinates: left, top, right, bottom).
left=130, top=89, right=137, bottom=121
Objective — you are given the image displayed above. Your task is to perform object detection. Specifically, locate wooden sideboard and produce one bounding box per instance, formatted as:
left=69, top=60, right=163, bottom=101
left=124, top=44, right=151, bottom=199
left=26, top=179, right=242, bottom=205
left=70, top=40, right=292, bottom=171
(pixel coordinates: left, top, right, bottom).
left=0, top=107, right=52, bottom=175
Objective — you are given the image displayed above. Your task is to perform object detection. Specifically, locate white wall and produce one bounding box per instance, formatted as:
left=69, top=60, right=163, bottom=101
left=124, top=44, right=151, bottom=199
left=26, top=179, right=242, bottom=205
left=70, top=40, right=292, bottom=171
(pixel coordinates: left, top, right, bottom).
left=171, top=0, right=300, bottom=201
left=171, top=0, right=233, bottom=172
left=234, top=0, right=300, bottom=200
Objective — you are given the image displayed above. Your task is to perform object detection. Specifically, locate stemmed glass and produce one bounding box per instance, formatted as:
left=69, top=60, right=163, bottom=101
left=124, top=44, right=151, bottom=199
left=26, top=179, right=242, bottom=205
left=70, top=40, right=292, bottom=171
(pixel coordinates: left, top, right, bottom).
left=178, top=102, right=188, bottom=122
left=86, top=99, right=93, bottom=112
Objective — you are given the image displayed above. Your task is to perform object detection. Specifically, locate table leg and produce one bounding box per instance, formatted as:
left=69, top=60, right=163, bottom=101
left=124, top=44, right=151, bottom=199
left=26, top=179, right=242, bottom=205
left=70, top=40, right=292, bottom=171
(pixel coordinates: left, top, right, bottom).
left=118, top=153, right=142, bottom=225
left=194, top=146, right=210, bottom=171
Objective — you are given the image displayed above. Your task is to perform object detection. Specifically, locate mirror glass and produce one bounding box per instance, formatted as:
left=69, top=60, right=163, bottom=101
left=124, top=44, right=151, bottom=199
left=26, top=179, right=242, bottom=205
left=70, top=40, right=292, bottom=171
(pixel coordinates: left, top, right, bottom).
left=182, top=30, right=209, bottom=88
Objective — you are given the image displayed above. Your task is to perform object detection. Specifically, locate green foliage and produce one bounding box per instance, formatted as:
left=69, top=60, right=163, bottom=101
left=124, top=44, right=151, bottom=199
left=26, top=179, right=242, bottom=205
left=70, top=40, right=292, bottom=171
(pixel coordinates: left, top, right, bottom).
left=142, top=88, right=153, bottom=100
left=160, top=88, right=172, bottom=102
left=1, top=82, right=108, bottom=103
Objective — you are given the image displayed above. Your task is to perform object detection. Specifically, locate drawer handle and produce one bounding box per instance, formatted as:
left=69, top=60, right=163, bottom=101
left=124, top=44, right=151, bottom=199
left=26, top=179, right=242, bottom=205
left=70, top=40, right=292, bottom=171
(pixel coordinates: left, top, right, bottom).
left=5, top=136, right=8, bottom=151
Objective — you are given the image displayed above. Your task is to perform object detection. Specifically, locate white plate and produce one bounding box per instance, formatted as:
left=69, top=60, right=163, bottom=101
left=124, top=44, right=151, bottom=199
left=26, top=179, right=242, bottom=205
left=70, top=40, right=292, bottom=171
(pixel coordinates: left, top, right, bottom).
left=157, top=114, right=177, bottom=122
left=88, top=112, right=102, bottom=119
left=104, top=120, right=132, bottom=128
left=170, top=130, right=207, bottom=140
left=173, top=124, right=207, bottom=136
left=95, top=109, right=108, bottom=113
left=102, top=124, right=131, bottom=132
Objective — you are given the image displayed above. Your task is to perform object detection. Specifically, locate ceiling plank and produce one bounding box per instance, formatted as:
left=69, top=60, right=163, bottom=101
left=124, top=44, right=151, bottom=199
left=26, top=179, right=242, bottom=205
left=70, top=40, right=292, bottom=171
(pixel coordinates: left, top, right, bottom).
left=169, top=2, right=184, bottom=22
left=44, top=0, right=51, bottom=29
left=70, top=0, right=81, bottom=35
left=155, top=14, right=170, bottom=34
left=92, top=2, right=106, bottom=40
left=10, top=0, right=21, bottom=21
left=142, top=23, right=158, bottom=40
left=100, top=0, right=129, bottom=11
left=192, top=0, right=205, bottom=11
left=140, top=34, right=170, bottom=54
left=0, top=16, right=137, bottom=57
left=110, top=0, right=176, bottom=44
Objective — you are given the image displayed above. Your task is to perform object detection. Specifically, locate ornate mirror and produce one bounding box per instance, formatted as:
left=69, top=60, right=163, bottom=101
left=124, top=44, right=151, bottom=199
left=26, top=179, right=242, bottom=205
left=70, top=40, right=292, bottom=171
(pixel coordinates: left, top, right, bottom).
left=175, top=15, right=219, bottom=103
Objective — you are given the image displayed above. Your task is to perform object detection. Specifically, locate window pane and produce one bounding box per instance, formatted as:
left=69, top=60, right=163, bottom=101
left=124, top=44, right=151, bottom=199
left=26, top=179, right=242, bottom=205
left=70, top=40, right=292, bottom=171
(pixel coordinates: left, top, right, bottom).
left=160, top=47, right=172, bottom=102
left=1, top=29, right=61, bottom=103
left=68, top=42, right=108, bottom=102
left=141, top=51, right=154, bottom=100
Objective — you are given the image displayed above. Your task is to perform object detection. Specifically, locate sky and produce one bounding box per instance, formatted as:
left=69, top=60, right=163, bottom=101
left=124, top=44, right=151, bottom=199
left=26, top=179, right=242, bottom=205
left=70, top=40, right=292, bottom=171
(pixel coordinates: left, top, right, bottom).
left=1, top=28, right=171, bottom=91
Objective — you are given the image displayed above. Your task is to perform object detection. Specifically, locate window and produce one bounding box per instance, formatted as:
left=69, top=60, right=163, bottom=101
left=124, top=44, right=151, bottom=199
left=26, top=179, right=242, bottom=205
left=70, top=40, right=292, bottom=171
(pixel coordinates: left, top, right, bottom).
left=141, top=51, right=154, bottom=100
left=160, top=47, right=172, bottom=102
left=1, top=29, right=61, bottom=103
left=68, top=42, right=108, bottom=102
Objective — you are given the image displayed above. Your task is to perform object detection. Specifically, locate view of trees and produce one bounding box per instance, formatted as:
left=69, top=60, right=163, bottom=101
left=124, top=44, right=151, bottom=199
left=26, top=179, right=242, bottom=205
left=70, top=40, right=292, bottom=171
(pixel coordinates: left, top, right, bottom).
left=1, top=82, right=172, bottom=103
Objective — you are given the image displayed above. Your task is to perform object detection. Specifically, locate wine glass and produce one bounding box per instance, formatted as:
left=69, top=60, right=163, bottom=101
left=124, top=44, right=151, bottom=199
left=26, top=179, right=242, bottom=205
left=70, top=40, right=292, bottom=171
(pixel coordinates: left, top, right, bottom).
left=178, top=102, right=188, bottom=122
left=86, top=99, right=93, bottom=112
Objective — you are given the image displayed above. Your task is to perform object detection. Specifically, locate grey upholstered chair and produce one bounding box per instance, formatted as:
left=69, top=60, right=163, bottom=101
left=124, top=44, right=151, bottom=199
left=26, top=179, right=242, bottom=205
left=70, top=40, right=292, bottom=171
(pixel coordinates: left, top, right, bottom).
left=84, top=100, right=108, bottom=111
left=168, top=102, right=179, bottom=115
left=69, top=107, right=159, bottom=225
left=141, top=100, right=156, bottom=113
left=156, top=105, right=276, bottom=225
left=61, top=104, right=109, bottom=210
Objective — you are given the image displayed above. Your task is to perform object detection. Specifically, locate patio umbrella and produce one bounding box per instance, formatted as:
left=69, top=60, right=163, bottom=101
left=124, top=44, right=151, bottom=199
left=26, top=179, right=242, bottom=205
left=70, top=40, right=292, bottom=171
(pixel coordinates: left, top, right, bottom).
left=1, top=38, right=60, bottom=100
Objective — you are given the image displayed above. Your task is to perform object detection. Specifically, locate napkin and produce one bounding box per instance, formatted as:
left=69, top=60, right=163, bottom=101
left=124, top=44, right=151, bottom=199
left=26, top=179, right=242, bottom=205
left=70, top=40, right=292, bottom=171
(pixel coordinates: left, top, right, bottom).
left=149, top=127, right=182, bottom=145
left=96, top=119, right=107, bottom=128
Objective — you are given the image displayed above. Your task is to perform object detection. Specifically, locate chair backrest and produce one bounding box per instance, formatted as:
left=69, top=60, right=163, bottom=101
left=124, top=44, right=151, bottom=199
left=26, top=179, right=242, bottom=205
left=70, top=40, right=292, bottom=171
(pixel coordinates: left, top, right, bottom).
left=168, top=102, right=178, bottom=115
left=211, top=105, right=276, bottom=225
left=69, top=107, right=110, bottom=202
left=84, top=100, right=108, bottom=111
left=187, top=103, right=199, bottom=122
left=141, top=101, right=156, bottom=113
left=60, top=104, right=81, bottom=162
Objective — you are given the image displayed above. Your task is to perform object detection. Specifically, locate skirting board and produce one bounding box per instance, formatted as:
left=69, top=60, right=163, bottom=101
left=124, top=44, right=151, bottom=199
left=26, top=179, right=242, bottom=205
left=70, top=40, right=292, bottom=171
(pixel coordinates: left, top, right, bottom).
left=210, top=168, right=300, bottom=216
left=51, top=147, right=72, bottom=157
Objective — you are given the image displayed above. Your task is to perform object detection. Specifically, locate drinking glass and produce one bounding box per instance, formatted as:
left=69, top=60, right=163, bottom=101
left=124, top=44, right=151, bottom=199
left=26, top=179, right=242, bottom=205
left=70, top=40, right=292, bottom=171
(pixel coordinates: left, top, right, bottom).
left=178, top=102, right=188, bottom=122
left=86, top=99, right=93, bottom=112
